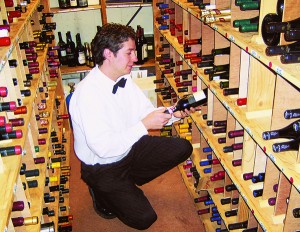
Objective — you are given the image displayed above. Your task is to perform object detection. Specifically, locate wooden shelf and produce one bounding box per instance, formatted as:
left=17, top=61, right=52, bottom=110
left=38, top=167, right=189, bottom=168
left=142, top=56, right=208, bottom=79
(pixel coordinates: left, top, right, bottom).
left=106, top=2, right=152, bottom=8
left=171, top=0, right=300, bottom=89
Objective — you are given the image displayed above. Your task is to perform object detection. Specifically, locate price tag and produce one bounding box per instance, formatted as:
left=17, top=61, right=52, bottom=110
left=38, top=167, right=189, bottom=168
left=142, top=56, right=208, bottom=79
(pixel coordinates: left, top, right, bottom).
left=228, top=35, right=235, bottom=42
left=228, top=106, right=235, bottom=117
left=275, top=66, right=283, bottom=76
left=250, top=49, right=260, bottom=59
left=260, top=222, right=266, bottom=232
left=210, top=88, right=216, bottom=94
left=6, top=46, right=13, bottom=58
left=222, top=101, right=229, bottom=109
left=245, top=127, right=252, bottom=136
left=212, top=25, right=218, bottom=31
left=13, top=183, right=17, bottom=193
left=269, top=153, right=276, bottom=163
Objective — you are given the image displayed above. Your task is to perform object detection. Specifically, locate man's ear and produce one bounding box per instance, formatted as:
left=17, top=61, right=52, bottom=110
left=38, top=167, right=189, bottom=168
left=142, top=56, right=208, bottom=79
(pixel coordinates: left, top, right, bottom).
left=103, top=48, right=113, bottom=60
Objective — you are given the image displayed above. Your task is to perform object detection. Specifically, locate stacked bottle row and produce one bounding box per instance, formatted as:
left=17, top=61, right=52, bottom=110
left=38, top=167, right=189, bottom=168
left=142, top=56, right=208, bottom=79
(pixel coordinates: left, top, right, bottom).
left=0, top=0, right=72, bottom=231
left=153, top=0, right=300, bottom=231
left=57, top=28, right=98, bottom=68
left=58, top=0, right=89, bottom=9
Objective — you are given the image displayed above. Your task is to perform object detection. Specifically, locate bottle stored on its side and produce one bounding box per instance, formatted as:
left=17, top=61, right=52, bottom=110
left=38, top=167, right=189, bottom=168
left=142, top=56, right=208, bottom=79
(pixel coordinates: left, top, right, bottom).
left=261, top=13, right=281, bottom=46
left=262, top=119, right=300, bottom=140
left=272, top=138, right=300, bottom=153
left=284, top=108, right=300, bottom=119
left=75, top=33, right=86, bottom=66
left=266, top=41, right=300, bottom=56
left=66, top=31, right=76, bottom=67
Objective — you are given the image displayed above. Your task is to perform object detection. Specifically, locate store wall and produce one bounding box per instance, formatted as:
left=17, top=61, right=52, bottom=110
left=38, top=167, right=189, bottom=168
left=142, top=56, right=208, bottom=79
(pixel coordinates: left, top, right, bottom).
left=50, top=0, right=153, bottom=45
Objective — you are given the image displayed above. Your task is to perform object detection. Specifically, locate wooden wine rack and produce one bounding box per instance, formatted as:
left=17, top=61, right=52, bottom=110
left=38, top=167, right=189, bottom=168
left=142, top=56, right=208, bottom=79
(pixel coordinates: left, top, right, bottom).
left=153, top=0, right=300, bottom=231
left=0, top=0, right=72, bottom=231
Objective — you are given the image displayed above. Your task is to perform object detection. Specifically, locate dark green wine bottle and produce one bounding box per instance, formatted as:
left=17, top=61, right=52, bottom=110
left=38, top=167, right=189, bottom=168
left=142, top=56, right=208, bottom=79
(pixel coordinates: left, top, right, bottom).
left=235, top=0, right=258, bottom=6
left=240, top=1, right=260, bottom=11
left=240, top=23, right=259, bottom=32
left=233, top=16, right=259, bottom=28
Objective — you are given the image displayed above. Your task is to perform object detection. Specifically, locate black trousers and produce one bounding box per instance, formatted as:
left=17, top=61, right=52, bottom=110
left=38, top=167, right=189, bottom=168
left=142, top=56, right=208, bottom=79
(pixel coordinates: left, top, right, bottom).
left=81, top=135, right=193, bottom=230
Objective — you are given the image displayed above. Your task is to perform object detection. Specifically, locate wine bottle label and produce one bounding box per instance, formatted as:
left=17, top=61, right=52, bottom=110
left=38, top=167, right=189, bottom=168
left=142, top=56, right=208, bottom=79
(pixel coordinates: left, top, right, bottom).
left=192, top=90, right=206, bottom=103
left=78, top=52, right=86, bottom=64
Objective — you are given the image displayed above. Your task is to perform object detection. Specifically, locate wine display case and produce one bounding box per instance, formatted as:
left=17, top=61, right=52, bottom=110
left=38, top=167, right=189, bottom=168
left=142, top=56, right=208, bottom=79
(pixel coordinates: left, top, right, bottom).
left=153, top=0, right=300, bottom=231
left=0, top=0, right=72, bottom=231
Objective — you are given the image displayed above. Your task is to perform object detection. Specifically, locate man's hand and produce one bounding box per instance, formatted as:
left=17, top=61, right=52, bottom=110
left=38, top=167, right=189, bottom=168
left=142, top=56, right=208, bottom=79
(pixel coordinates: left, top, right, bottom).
left=142, top=108, right=172, bottom=130
left=173, top=106, right=201, bottom=118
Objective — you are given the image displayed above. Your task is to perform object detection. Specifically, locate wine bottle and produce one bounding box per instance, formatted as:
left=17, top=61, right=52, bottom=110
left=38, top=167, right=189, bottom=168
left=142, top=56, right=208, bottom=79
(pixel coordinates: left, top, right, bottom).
left=77, top=0, right=88, bottom=7
left=83, top=42, right=90, bottom=67
left=284, top=109, right=300, bottom=119
left=223, top=88, right=239, bottom=96
left=204, top=14, right=231, bottom=24
left=66, top=31, right=76, bottom=67
left=266, top=41, right=300, bottom=56
left=293, top=208, right=300, bottom=218
left=225, top=209, right=238, bottom=217
left=209, top=71, right=229, bottom=81
left=75, top=33, right=86, bottom=66
left=243, top=228, right=258, bottom=232
left=135, top=26, right=144, bottom=65
left=70, top=0, right=77, bottom=7
left=281, top=53, right=300, bottom=64
left=184, top=38, right=202, bottom=45
left=12, top=216, right=39, bottom=227
left=57, top=32, right=68, bottom=65
left=252, top=173, right=265, bottom=183
left=165, top=88, right=207, bottom=114
left=228, top=221, right=248, bottom=230
left=197, top=60, right=214, bottom=68
left=201, top=9, right=231, bottom=17
left=233, top=16, right=259, bottom=28
left=141, top=27, right=148, bottom=62
left=225, top=184, right=237, bottom=191
left=0, top=130, right=22, bottom=140
left=267, top=17, right=300, bottom=34
left=12, top=201, right=24, bottom=211
left=253, top=189, right=263, bottom=197
left=204, top=64, right=230, bottom=75
left=261, top=14, right=281, bottom=46
left=262, top=119, right=300, bottom=140
left=0, top=145, right=22, bottom=156
left=58, top=0, right=70, bottom=8
left=272, top=138, right=300, bottom=152
left=237, top=97, right=247, bottom=106
left=197, top=208, right=210, bottom=215
left=240, top=0, right=259, bottom=10
left=228, top=129, right=244, bottom=138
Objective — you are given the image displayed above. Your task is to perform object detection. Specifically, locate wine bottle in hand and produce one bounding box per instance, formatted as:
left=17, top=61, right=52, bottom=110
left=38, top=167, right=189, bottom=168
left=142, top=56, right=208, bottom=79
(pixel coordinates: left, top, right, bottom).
left=165, top=88, right=208, bottom=114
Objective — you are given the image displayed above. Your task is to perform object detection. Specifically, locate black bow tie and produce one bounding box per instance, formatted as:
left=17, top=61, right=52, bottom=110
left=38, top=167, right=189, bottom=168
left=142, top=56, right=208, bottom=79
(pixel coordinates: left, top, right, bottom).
left=112, top=78, right=127, bottom=94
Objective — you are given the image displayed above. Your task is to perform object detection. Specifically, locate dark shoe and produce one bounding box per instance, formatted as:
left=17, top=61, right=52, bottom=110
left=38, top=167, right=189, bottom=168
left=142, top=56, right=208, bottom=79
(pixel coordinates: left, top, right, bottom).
left=88, top=187, right=116, bottom=219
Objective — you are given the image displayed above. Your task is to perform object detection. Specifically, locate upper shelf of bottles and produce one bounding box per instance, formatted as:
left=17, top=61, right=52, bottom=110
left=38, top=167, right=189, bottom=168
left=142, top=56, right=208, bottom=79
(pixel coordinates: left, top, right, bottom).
left=170, top=0, right=300, bottom=89
left=0, top=0, right=41, bottom=73
left=50, top=5, right=102, bottom=14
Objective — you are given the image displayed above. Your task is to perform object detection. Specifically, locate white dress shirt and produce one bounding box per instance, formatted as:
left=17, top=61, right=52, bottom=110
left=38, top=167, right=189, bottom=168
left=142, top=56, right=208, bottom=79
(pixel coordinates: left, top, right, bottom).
left=70, top=66, right=158, bottom=165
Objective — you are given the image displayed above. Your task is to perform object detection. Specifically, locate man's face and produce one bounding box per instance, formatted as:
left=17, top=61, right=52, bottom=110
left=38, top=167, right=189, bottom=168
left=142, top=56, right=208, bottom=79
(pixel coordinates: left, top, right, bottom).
left=110, top=38, right=138, bottom=78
